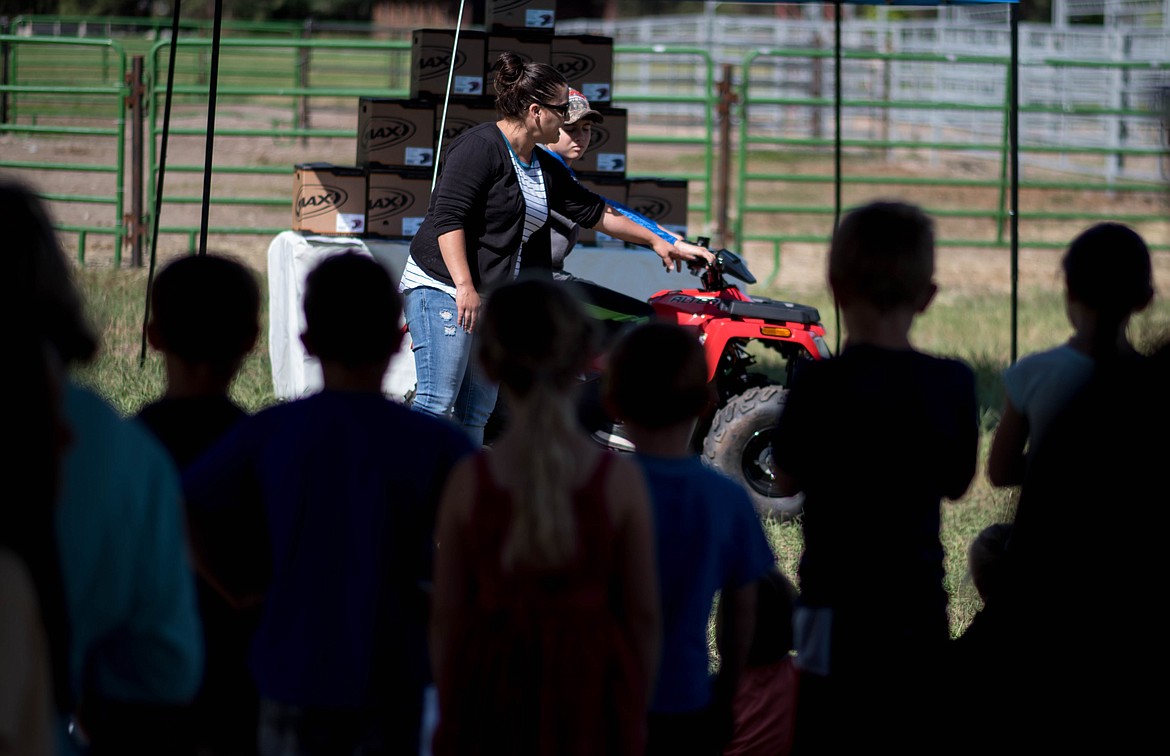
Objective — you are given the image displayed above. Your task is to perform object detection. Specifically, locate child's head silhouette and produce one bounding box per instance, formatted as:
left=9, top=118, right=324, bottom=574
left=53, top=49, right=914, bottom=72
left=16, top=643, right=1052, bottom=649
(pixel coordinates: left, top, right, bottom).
left=478, top=278, right=596, bottom=398
left=829, top=200, right=937, bottom=313
left=604, top=321, right=713, bottom=429
left=148, top=253, right=260, bottom=380
left=1063, top=223, right=1153, bottom=320
left=302, top=251, right=402, bottom=367
left=3, top=178, right=98, bottom=365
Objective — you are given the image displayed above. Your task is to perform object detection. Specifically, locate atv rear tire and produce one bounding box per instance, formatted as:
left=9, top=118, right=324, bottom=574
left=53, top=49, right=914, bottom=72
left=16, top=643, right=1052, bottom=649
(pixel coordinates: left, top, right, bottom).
left=702, top=384, right=805, bottom=520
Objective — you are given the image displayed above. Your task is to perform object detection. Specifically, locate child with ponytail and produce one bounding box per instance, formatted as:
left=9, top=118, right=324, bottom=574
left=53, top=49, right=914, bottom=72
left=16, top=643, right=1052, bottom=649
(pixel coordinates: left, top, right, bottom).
left=987, top=222, right=1154, bottom=487
left=429, top=277, right=661, bottom=756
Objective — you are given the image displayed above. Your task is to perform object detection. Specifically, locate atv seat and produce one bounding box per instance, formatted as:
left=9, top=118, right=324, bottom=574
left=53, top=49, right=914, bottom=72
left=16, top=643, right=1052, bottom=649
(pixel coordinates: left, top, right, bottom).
left=727, top=297, right=821, bottom=325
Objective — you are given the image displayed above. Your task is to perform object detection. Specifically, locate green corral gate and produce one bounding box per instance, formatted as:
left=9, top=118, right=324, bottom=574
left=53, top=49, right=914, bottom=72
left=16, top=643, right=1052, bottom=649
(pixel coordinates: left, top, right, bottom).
left=1, top=18, right=1165, bottom=270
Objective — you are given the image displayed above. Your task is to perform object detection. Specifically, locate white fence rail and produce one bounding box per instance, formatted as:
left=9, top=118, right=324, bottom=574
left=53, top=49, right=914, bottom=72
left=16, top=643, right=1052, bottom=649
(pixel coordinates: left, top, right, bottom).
left=561, top=8, right=1169, bottom=183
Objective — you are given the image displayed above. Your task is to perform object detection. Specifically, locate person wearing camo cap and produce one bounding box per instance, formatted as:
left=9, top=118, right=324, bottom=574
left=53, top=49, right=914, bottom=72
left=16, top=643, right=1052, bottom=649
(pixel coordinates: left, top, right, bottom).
left=532, top=88, right=714, bottom=338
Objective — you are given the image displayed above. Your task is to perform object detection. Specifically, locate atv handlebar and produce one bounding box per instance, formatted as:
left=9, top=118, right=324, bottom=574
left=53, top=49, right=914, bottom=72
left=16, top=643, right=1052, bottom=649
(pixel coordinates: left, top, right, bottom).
left=686, top=237, right=758, bottom=288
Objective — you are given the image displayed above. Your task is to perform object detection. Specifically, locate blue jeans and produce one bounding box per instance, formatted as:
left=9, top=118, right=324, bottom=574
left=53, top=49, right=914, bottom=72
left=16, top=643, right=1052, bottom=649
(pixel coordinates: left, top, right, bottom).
left=402, top=286, right=497, bottom=447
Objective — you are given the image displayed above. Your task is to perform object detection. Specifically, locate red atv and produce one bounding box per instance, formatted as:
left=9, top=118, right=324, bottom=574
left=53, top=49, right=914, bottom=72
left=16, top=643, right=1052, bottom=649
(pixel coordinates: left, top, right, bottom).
left=590, top=244, right=831, bottom=519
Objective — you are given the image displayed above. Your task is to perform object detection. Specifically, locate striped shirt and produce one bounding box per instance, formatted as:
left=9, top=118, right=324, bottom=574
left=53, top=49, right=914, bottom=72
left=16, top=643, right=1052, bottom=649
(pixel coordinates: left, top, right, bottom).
left=399, top=250, right=454, bottom=295
left=507, top=141, right=549, bottom=280
left=400, top=131, right=548, bottom=293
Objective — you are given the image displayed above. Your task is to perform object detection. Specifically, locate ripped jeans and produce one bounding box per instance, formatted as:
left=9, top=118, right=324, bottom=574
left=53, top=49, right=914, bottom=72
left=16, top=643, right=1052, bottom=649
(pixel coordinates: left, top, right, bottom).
left=402, top=285, right=498, bottom=447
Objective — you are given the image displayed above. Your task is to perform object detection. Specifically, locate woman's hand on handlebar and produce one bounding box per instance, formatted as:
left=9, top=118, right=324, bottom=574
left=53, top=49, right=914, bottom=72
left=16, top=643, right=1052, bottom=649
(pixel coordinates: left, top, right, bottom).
left=674, top=239, right=716, bottom=269
left=649, top=237, right=683, bottom=271
left=651, top=237, right=715, bottom=272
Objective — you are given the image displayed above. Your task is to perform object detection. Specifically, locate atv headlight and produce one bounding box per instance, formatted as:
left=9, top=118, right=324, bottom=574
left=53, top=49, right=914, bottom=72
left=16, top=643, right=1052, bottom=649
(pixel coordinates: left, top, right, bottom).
left=812, top=335, right=832, bottom=359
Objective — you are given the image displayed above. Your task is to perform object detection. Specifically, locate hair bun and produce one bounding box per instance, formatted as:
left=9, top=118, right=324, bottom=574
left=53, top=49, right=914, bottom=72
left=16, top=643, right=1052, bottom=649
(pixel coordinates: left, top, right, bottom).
left=493, top=51, right=525, bottom=91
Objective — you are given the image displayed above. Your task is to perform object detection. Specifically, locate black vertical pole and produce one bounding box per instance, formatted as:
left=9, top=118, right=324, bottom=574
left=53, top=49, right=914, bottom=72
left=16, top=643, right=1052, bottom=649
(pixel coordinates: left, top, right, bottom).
left=1009, top=2, right=1020, bottom=364
left=197, top=0, right=224, bottom=256
left=298, top=18, right=312, bottom=147
left=129, top=55, right=145, bottom=268
left=833, top=1, right=842, bottom=233
left=140, top=0, right=185, bottom=367
left=833, top=0, right=843, bottom=354
left=717, top=63, right=735, bottom=249
left=1, top=17, right=10, bottom=128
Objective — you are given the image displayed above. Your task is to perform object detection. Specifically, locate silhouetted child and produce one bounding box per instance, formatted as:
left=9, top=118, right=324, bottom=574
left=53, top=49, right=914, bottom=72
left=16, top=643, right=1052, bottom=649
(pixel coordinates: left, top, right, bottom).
left=6, top=177, right=203, bottom=755
left=770, top=200, right=979, bottom=755
left=183, top=251, right=475, bottom=755
left=996, top=339, right=1169, bottom=754
left=135, top=252, right=262, bottom=756
left=603, top=321, right=775, bottom=756
left=720, top=568, right=799, bottom=756
left=0, top=334, right=72, bottom=756
left=987, top=222, right=1152, bottom=487
left=430, top=278, right=660, bottom=756
left=138, top=252, right=260, bottom=468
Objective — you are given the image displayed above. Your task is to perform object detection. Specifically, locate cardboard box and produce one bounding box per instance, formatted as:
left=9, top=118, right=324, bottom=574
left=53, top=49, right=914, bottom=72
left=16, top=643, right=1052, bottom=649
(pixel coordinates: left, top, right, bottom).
left=366, top=168, right=432, bottom=239
left=551, top=34, right=614, bottom=103
left=410, top=28, right=488, bottom=99
left=486, top=33, right=553, bottom=96
left=436, top=96, right=498, bottom=145
left=575, top=173, right=628, bottom=247
left=293, top=163, right=367, bottom=235
left=486, top=0, right=556, bottom=33
left=356, top=98, right=436, bottom=169
left=571, top=106, right=627, bottom=175
left=626, top=178, right=689, bottom=239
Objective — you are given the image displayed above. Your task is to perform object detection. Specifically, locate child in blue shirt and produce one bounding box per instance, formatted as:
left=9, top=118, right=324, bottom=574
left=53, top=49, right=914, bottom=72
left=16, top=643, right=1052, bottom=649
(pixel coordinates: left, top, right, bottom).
left=184, top=251, right=474, bottom=755
left=604, top=321, right=775, bottom=756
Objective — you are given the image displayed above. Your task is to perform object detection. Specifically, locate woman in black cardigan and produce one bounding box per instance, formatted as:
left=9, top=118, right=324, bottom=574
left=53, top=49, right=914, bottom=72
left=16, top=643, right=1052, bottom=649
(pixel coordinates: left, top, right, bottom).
left=400, top=52, right=707, bottom=445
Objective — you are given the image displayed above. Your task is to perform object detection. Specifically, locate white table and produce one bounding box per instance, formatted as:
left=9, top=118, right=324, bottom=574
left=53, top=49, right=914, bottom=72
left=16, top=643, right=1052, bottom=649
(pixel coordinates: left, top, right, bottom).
left=267, top=230, right=692, bottom=402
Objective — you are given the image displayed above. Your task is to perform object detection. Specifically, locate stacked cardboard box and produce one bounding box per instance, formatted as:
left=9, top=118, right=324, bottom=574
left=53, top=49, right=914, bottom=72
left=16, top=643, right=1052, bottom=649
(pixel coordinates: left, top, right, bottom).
left=411, top=29, right=488, bottom=100
left=486, top=0, right=556, bottom=34
left=292, top=163, right=367, bottom=236
left=626, top=177, right=689, bottom=240
left=366, top=168, right=432, bottom=239
left=356, top=97, right=436, bottom=169
left=575, top=173, right=629, bottom=247
left=435, top=96, right=498, bottom=144
left=551, top=34, right=613, bottom=104
left=292, top=6, right=654, bottom=244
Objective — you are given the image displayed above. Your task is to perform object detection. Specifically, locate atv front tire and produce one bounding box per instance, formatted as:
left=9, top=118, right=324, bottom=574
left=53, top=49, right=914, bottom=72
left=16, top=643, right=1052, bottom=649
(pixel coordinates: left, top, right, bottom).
left=702, top=385, right=805, bottom=520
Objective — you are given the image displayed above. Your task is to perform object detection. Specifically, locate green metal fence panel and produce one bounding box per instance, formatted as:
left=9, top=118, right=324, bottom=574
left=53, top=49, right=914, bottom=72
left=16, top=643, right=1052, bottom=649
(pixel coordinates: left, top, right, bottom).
left=0, top=35, right=128, bottom=264
left=735, top=46, right=1169, bottom=287
left=612, top=45, right=718, bottom=229
left=145, top=36, right=412, bottom=253
left=6, top=21, right=1163, bottom=269
left=9, top=14, right=378, bottom=41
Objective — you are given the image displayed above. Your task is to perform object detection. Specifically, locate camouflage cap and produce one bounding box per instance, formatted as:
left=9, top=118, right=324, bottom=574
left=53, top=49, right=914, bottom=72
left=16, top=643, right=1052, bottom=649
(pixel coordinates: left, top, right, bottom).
left=565, top=88, right=604, bottom=125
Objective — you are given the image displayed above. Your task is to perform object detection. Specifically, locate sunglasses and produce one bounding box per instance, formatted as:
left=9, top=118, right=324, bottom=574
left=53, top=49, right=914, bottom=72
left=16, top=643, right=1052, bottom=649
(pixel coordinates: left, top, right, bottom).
left=538, top=101, right=570, bottom=119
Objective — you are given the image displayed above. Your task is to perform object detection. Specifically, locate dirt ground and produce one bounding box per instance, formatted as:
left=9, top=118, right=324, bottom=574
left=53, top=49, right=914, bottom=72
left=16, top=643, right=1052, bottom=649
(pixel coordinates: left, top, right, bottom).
left=3, top=123, right=1168, bottom=299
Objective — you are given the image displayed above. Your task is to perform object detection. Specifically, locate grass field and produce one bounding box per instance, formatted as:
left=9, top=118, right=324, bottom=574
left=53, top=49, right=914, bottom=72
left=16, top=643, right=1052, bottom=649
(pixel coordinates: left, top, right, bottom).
left=18, top=14, right=1167, bottom=640
left=70, top=252, right=1170, bottom=638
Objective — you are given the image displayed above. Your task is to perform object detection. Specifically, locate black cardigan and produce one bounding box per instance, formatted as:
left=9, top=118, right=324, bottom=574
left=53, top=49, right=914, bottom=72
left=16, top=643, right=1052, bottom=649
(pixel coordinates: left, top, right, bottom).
left=408, top=121, right=607, bottom=292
